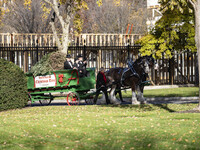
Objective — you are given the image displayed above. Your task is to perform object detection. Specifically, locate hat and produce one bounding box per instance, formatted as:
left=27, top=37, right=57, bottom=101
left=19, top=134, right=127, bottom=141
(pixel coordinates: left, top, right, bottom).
left=66, top=54, right=71, bottom=58
left=99, top=67, right=105, bottom=72
left=77, top=54, right=83, bottom=58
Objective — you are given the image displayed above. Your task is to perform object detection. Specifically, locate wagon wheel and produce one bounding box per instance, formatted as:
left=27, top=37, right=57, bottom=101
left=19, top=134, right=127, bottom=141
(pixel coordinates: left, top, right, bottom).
left=66, top=92, right=80, bottom=106
left=39, top=93, right=53, bottom=106
left=85, top=96, right=94, bottom=105
left=39, top=99, right=52, bottom=106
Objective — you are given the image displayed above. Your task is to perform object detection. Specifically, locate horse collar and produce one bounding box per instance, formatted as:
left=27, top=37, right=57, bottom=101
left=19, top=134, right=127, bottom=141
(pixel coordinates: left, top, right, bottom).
left=120, top=67, right=141, bottom=86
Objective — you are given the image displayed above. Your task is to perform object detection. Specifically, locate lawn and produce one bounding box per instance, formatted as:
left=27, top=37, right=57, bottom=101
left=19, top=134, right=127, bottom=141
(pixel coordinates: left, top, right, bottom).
left=0, top=104, right=200, bottom=150
left=121, top=87, right=199, bottom=98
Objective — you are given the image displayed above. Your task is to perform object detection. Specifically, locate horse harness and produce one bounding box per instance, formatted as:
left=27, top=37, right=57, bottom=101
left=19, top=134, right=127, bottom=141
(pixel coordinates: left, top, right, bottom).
left=120, top=59, right=147, bottom=86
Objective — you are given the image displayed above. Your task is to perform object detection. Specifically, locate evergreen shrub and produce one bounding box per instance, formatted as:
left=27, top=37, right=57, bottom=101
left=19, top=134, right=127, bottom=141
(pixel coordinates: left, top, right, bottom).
left=0, top=59, right=28, bottom=111
left=29, top=51, right=66, bottom=76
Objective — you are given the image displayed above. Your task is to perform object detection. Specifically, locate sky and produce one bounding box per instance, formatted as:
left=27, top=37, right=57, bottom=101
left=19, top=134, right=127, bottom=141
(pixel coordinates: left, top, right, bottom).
left=147, top=0, right=159, bottom=7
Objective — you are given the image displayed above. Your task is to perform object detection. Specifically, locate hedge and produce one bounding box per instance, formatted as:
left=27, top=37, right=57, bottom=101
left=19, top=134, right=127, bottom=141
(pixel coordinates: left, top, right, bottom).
left=0, top=59, right=28, bottom=111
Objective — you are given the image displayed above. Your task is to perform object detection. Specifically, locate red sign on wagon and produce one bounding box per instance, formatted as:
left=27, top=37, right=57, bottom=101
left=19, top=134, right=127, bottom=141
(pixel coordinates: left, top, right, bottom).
left=34, top=74, right=57, bottom=88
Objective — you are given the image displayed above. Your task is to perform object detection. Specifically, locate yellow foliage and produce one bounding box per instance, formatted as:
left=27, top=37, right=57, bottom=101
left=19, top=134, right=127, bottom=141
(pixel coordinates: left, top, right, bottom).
left=24, top=0, right=32, bottom=10
left=59, top=0, right=67, bottom=4
left=40, top=2, right=51, bottom=19
left=73, top=14, right=84, bottom=36
left=74, top=0, right=88, bottom=10
left=96, top=0, right=102, bottom=6
left=113, top=0, right=120, bottom=6
left=80, top=1, right=88, bottom=10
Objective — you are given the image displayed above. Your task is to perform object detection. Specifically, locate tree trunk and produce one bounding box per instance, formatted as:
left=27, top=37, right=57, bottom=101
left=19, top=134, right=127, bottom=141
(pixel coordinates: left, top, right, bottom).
left=44, top=0, right=72, bottom=55
left=195, top=56, right=199, bottom=85
left=62, top=23, right=70, bottom=54
left=195, top=0, right=200, bottom=108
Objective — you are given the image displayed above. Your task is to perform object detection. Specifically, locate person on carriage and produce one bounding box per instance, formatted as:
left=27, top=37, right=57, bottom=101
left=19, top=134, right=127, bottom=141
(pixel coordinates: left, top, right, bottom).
left=94, top=67, right=111, bottom=105
left=77, top=54, right=87, bottom=77
left=73, top=57, right=79, bottom=69
left=64, top=54, right=74, bottom=69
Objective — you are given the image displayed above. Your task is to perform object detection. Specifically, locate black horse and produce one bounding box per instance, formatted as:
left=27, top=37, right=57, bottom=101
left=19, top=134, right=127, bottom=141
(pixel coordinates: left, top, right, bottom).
left=106, top=55, right=157, bottom=105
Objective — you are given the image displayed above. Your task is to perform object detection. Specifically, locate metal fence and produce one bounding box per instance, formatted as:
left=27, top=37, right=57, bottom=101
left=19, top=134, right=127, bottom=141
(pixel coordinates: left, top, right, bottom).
left=0, top=44, right=197, bottom=85
left=0, top=44, right=57, bottom=72
left=153, top=51, right=197, bottom=85
left=68, top=45, right=141, bottom=71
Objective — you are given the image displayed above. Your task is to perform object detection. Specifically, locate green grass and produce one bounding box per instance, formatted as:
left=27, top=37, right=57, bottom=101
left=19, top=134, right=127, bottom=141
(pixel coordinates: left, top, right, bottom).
left=0, top=104, right=200, bottom=150
left=55, top=87, right=199, bottom=100
left=121, top=87, right=199, bottom=98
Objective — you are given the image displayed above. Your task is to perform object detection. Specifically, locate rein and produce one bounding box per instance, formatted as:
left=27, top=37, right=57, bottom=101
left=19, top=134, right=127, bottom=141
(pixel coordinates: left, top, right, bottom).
left=127, top=59, right=140, bottom=78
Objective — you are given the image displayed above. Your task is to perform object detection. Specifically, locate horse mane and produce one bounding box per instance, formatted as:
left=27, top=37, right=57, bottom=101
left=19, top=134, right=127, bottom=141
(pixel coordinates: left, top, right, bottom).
left=131, top=57, right=144, bottom=67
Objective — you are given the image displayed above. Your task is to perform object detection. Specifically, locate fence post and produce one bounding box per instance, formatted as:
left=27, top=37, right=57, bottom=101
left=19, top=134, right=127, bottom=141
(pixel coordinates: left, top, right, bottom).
left=127, top=39, right=130, bottom=60
left=195, top=53, right=199, bottom=85
left=36, top=39, right=39, bottom=62
left=83, top=39, right=86, bottom=61
left=169, top=57, right=174, bottom=85
left=10, top=34, right=15, bottom=63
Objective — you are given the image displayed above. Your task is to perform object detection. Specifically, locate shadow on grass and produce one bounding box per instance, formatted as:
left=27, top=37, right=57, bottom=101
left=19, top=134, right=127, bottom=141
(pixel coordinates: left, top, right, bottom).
left=28, top=100, right=176, bottom=113
left=100, top=104, right=176, bottom=113
left=152, top=104, right=176, bottom=112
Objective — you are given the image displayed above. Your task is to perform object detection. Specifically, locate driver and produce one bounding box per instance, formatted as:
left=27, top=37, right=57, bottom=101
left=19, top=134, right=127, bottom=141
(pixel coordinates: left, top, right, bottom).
left=94, top=67, right=110, bottom=105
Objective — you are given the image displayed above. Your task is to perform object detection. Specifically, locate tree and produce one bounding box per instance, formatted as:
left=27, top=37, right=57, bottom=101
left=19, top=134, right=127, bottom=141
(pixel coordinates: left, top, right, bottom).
left=188, top=0, right=200, bottom=110
left=159, top=0, right=200, bottom=110
left=138, top=0, right=195, bottom=58
left=81, top=0, right=147, bottom=34
left=24, top=0, right=88, bottom=54
left=1, top=0, right=54, bottom=33
left=138, top=0, right=200, bottom=110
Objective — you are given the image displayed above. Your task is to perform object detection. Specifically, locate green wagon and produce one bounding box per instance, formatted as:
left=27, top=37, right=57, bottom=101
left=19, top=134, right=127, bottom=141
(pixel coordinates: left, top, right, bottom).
left=27, top=68, right=96, bottom=106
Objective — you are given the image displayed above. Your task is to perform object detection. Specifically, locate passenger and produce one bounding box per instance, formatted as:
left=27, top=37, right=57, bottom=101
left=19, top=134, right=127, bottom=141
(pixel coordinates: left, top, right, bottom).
left=73, top=57, right=79, bottom=69
left=77, top=54, right=87, bottom=77
left=94, top=67, right=111, bottom=105
left=64, top=54, right=73, bottom=69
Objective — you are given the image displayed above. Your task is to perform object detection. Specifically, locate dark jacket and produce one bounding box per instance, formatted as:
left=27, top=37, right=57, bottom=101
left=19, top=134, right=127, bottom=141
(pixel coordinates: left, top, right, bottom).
left=64, top=60, right=73, bottom=69
left=96, top=71, right=107, bottom=89
left=77, top=61, right=87, bottom=70
left=73, top=62, right=78, bottom=69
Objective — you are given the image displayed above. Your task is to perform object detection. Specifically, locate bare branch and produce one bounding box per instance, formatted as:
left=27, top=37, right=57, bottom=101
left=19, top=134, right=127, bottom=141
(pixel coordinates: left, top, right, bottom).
left=50, top=22, right=62, bottom=49
left=188, top=0, right=197, bottom=10
left=43, top=0, right=53, bottom=7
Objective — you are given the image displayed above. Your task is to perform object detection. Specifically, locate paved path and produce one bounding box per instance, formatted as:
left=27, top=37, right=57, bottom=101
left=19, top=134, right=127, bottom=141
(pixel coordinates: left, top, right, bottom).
left=29, top=97, right=199, bottom=106
left=145, top=97, right=199, bottom=104
left=29, top=85, right=198, bottom=106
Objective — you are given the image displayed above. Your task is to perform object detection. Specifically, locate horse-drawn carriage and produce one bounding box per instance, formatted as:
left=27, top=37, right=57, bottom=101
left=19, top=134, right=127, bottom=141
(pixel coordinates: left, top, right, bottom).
left=27, top=55, right=157, bottom=106
left=27, top=68, right=96, bottom=106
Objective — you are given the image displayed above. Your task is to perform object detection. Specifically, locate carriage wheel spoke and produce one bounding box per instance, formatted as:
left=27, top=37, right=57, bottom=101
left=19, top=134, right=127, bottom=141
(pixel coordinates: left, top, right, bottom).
left=67, top=92, right=80, bottom=106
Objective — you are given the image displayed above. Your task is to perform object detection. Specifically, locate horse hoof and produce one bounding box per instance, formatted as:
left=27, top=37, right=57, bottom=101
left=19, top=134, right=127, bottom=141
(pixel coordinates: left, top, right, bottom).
left=111, top=100, right=121, bottom=105
left=140, top=101, right=147, bottom=104
left=132, top=101, right=140, bottom=105
left=113, top=102, right=121, bottom=105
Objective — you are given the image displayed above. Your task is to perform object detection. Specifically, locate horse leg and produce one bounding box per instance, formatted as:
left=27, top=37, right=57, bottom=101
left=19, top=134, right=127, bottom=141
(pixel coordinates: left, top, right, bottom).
left=97, top=92, right=107, bottom=105
left=136, top=85, right=146, bottom=104
left=110, top=85, right=121, bottom=105
left=131, top=87, right=140, bottom=105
